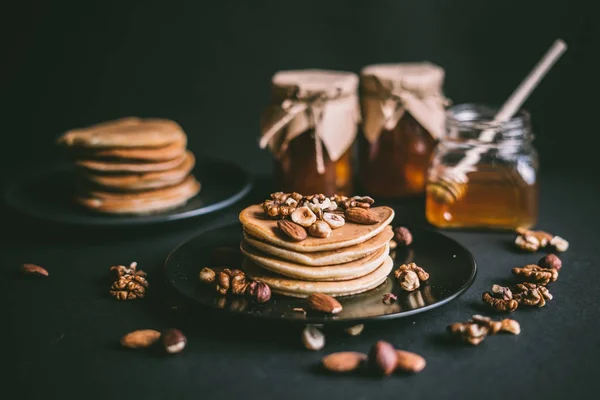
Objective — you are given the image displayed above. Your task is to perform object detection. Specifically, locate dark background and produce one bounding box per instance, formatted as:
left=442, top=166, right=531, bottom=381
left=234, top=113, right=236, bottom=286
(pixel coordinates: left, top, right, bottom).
left=0, top=0, right=596, bottom=181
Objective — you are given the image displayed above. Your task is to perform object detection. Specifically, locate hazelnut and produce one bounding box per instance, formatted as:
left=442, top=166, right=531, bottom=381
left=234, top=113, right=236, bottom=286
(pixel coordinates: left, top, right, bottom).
left=368, top=340, right=398, bottom=376
left=245, top=281, right=271, bottom=303
left=301, top=325, right=325, bottom=351
left=291, top=206, right=317, bottom=227
left=199, top=267, right=216, bottom=284
left=538, top=254, right=562, bottom=270
left=393, top=227, right=413, bottom=246
left=308, top=220, right=332, bottom=238
left=161, top=328, right=187, bottom=354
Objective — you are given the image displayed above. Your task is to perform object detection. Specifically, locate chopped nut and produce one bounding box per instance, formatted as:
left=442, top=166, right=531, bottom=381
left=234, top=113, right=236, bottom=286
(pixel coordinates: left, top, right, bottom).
left=515, top=234, right=540, bottom=252
left=368, top=341, right=398, bottom=376
left=20, top=263, right=48, bottom=277
left=216, top=272, right=230, bottom=296
left=394, top=262, right=429, bottom=282
left=292, top=307, right=307, bottom=315
left=198, top=267, right=216, bottom=284
left=491, top=284, right=513, bottom=300
left=397, top=270, right=420, bottom=292
left=500, top=318, right=521, bottom=335
left=393, top=227, right=413, bottom=246
left=110, top=274, right=148, bottom=300
left=245, top=281, right=271, bottom=303
left=308, top=220, right=332, bottom=238
left=307, top=293, right=343, bottom=314
left=482, top=291, right=519, bottom=312
left=322, top=212, right=345, bottom=229
left=550, top=235, right=569, bottom=252
left=382, top=293, right=398, bottom=305
left=344, top=324, right=364, bottom=336
left=291, top=206, right=317, bottom=227
left=513, top=282, right=552, bottom=307
left=538, top=254, right=562, bottom=270
left=321, top=351, right=367, bottom=373
left=302, top=325, right=325, bottom=351
left=512, top=264, right=558, bottom=285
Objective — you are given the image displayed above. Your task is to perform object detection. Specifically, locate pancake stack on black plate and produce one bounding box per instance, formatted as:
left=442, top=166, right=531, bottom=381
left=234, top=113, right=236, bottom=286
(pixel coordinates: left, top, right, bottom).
left=57, top=117, right=200, bottom=215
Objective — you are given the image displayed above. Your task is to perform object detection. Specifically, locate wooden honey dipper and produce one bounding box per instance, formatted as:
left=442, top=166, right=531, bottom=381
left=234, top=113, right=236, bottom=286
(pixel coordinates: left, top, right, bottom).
left=428, top=39, right=568, bottom=205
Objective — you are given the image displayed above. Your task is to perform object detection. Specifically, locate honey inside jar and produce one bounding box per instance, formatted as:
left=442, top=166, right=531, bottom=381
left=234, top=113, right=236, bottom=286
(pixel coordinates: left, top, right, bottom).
left=425, top=103, right=539, bottom=230
left=274, top=131, right=352, bottom=196
left=426, top=166, right=538, bottom=229
left=359, top=112, right=436, bottom=197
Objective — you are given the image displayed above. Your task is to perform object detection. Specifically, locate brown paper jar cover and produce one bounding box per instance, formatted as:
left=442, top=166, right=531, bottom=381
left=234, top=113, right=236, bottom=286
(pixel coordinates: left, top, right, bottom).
left=260, top=69, right=360, bottom=196
left=358, top=62, right=448, bottom=198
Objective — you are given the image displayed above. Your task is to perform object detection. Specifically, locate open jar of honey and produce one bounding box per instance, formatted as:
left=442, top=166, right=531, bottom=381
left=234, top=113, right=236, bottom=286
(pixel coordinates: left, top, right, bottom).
left=358, top=63, right=448, bottom=198
left=426, top=103, right=539, bottom=230
left=260, top=70, right=359, bottom=196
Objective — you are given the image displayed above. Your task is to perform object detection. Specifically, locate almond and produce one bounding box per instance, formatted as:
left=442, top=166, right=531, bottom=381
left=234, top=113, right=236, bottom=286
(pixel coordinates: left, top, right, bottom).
left=307, top=293, right=343, bottom=314
left=368, top=340, right=397, bottom=376
left=278, top=219, right=307, bottom=241
left=120, top=329, right=161, bottom=349
left=345, top=207, right=380, bottom=225
left=395, top=350, right=426, bottom=373
left=322, top=351, right=367, bottom=372
left=20, top=263, right=48, bottom=277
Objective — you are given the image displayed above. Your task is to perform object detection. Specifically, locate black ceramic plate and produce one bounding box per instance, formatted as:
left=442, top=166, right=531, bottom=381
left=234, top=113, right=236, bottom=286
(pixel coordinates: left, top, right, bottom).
left=2, top=159, right=252, bottom=226
left=163, top=218, right=477, bottom=325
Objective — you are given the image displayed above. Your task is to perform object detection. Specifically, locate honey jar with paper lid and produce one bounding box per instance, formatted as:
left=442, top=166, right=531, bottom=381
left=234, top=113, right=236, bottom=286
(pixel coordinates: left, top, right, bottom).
left=260, top=70, right=360, bottom=196
left=358, top=62, right=448, bottom=198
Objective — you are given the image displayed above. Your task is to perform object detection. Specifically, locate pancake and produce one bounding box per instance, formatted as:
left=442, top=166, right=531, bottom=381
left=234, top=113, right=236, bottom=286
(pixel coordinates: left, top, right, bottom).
left=242, top=256, right=394, bottom=298
left=74, top=175, right=200, bottom=214
left=239, top=205, right=394, bottom=253
left=79, top=152, right=195, bottom=191
left=241, top=240, right=390, bottom=281
left=57, top=117, right=186, bottom=148
left=76, top=150, right=189, bottom=173
left=243, top=226, right=393, bottom=266
left=75, top=140, right=186, bottom=162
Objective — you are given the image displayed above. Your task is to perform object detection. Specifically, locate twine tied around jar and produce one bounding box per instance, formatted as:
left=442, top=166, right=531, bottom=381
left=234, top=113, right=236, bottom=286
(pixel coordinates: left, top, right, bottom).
left=359, top=63, right=449, bottom=144
left=260, top=72, right=359, bottom=175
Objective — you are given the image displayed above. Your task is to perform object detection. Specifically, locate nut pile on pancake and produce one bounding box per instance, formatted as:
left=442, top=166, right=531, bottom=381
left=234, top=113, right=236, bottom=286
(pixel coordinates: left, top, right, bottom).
left=57, top=117, right=200, bottom=215
left=238, top=193, right=396, bottom=298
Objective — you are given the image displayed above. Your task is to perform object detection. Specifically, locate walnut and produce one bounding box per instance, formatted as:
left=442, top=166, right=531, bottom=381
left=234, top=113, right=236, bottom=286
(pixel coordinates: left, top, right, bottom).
left=216, top=272, right=230, bottom=295
left=302, top=194, right=333, bottom=218
left=491, top=284, right=513, bottom=300
left=262, top=199, right=297, bottom=218
left=394, top=263, right=429, bottom=282
left=110, top=274, right=148, bottom=300
left=336, top=195, right=374, bottom=210
left=482, top=291, right=519, bottom=312
left=514, top=228, right=569, bottom=252
left=397, top=270, right=420, bottom=292
left=513, top=283, right=553, bottom=307
left=516, top=227, right=553, bottom=247
left=448, top=315, right=521, bottom=345
left=271, top=192, right=303, bottom=203
left=515, top=234, right=541, bottom=252
left=512, top=264, right=558, bottom=285
left=110, top=262, right=146, bottom=278
left=230, top=271, right=249, bottom=296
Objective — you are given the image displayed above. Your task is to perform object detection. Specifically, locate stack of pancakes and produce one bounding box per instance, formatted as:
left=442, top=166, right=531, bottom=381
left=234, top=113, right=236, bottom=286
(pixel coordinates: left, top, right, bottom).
left=238, top=204, right=395, bottom=298
left=57, top=117, right=200, bottom=215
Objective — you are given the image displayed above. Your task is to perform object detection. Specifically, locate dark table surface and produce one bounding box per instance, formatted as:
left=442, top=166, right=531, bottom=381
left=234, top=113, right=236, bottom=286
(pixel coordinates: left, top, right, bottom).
left=2, top=169, right=599, bottom=400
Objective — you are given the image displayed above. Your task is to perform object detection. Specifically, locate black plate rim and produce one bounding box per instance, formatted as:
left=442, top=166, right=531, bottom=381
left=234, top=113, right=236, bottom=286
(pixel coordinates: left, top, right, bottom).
left=2, top=159, right=253, bottom=227
left=163, top=218, right=478, bottom=325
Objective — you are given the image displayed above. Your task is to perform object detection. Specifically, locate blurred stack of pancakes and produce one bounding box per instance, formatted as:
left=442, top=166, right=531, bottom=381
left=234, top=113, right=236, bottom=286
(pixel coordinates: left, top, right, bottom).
left=238, top=194, right=395, bottom=298
left=57, top=117, right=200, bottom=215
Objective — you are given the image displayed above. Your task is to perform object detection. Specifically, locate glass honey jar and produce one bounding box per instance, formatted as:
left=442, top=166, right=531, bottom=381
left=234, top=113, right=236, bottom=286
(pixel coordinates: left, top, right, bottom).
left=426, top=103, right=539, bottom=230
left=358, top=63, right=448, bottom=198
left=260, top=70, right=359, bottom=197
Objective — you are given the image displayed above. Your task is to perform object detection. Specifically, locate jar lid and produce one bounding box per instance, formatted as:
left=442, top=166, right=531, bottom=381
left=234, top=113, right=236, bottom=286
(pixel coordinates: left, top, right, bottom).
left=360, top=62, right=444, bottom=95
left=272, top=69, right=359, bottom=99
